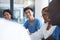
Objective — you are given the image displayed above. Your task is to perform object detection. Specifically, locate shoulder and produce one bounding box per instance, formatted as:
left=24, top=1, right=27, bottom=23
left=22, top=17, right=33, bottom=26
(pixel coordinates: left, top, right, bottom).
left=25, top=20, right=29, bottom=23
left=34, top=18, right=40, bottom=22
left=35, top=18, right=39, bottom=21
left=55, top=25, right=60, bottom=31
left=24, top=20, right=30, bottom=25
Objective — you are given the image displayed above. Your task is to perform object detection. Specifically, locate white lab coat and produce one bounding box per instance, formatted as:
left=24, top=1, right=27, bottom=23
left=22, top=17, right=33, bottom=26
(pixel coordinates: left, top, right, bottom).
left=0, top=18, right=31, bottom=40
left=30, top=22, right=56, bottom=40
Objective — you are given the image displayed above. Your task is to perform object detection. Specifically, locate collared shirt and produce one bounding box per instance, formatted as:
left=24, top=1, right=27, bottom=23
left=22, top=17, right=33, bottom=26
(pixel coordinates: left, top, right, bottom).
left=24, top=18, right=42, bottom=33
left=30, top=22, right=56, bottom=40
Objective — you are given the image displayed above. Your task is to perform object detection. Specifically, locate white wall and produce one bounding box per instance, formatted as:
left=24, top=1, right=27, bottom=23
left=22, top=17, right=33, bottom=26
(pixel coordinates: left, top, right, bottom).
left=35, top=0, right=48, bottom=23
left=0, top=0, right=10, bottom=4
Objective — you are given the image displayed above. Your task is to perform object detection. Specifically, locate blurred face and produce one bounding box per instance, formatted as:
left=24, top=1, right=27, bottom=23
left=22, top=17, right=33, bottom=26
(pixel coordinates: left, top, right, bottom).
left=49, top=12, right=60, bottom=26
left=25, top=9, right=33, bottom=18
left=42, top=8, right=50, bottom=23
left=4, top=12, right=11, bottom=20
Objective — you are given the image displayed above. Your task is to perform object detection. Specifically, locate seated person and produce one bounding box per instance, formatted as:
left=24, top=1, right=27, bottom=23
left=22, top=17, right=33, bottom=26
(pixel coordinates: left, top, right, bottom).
left=30, top=7, right=56, bottom=40
left=24, top=7, right=42, bottom=35
left=3, top=9, right=13, bottom=20
left=3, top=9, right=16, bottom=22
left=49, top=0, right=60, bottom=40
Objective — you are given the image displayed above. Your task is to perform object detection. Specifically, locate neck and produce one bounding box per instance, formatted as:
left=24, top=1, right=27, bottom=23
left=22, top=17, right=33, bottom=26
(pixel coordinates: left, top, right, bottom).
left=46, top=22, right=51, bottom=30
left=29, top=16, right=34, bottom=22
left=30, top=17, right=34, bottom=25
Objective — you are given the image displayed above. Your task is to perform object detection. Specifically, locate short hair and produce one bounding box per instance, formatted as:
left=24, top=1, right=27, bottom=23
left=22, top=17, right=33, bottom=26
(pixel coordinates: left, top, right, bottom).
left=48, top=0, right=60, bottom=26
left=42, top=7, right=48, bottom=11
left=3, top=9, right=13, bottom=19
left=24, top=7, right=33, bottom=12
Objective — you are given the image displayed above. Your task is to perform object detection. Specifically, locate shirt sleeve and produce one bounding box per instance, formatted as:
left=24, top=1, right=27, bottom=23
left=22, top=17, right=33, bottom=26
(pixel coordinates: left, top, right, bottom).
left=36, top=19, right=42, bottom=30
left=52, top=26, right=60, bottom=40
left=24, top=20, right=28, bottom=29
left=30, top=28, right=43, bottom=40
left=44, top=25, right=56, bottom=39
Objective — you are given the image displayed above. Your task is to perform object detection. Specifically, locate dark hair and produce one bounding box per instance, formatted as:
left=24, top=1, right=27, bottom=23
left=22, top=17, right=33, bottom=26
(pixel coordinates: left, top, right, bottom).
left=3, top=9, right=13, bottom=19
left=24, top=7, right=33, bottom=12
left=48, top=0, right=60, bottom=26
left=42, top=7, right=48, bottom=11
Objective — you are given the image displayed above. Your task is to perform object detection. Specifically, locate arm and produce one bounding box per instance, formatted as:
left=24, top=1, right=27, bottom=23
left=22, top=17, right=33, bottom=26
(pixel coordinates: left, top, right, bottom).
left=24, top=20, right=28, bottom=29
left=36, top=19, right=42, bottom=30
left=46, top=35, right=55, bottom=40
left=30, top=27, right=44, bottom=40
left=24, top=20, right=31, bottom=34
left=44, top=26, right=56, bottom=39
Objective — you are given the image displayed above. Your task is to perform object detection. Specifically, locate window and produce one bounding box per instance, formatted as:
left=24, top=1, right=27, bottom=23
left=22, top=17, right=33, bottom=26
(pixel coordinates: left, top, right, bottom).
left=0, top=0, right=10, bottom=17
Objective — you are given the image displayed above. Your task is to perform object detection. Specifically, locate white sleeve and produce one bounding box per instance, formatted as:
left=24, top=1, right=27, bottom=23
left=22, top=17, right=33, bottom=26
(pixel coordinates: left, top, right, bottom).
left=44, top=26, right=56, bottom=39
left=30, top=27, right=44, bottom=40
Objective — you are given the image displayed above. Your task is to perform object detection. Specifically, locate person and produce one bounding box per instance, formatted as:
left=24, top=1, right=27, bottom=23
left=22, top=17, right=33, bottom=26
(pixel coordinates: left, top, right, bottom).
left=3, top=9, right=13, bottom=21
left=30, top=7, right=56, bottom=40
left=0, top=18, right=31, bottom=40
left=24, top=7, right=42, bottom=35
left=48, top=0, right=60, bottom=40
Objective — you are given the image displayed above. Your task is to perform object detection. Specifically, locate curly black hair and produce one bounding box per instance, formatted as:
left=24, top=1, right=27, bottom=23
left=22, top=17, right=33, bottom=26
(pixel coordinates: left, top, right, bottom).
left=3, top=9, right=13, bottom=19
left=24, top=7, right=33, bottom=12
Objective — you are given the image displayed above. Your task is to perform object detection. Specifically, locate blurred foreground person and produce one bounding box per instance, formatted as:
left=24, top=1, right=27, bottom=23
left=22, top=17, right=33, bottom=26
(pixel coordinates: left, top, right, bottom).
left=49, top=0, right=60, bottom=40
left=0, top=18, right=31, bottom=40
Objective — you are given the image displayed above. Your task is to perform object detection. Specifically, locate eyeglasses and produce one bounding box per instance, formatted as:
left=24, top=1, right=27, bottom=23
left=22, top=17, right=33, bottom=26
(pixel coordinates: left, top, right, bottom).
left=42, top=14, right=46, bottom=16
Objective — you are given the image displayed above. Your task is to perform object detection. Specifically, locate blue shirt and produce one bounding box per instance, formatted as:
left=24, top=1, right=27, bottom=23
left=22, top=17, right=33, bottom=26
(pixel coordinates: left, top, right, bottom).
left=52, top=26, right=60, bottom=40
left=24, top=18, right=42, bottom=33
